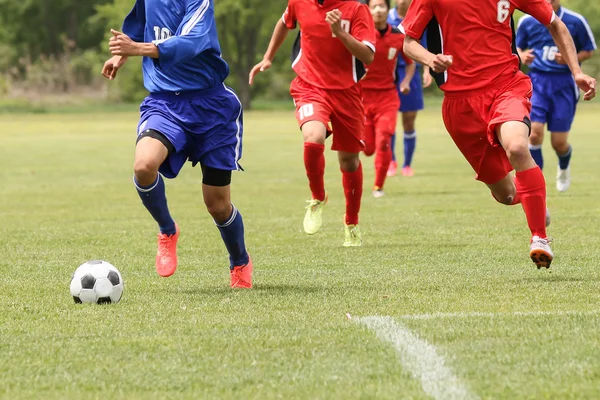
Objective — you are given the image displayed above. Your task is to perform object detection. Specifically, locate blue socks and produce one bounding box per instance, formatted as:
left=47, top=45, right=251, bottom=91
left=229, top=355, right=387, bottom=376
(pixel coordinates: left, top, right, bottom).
left=529, top=144, right=544, bottom=170
left=216, top=205, right=249, bottom=269
left=557, top=145, right=572, bottom=170
left=390, top=133, right=397, bottom=162
left=134, top=174, right=176, bottom=235
left=403, top=131, right=417, bottom=168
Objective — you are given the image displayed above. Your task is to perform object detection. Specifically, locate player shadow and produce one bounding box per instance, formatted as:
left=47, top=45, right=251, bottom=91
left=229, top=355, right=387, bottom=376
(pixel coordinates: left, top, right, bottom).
left=176, top=283, right=326, bottom=296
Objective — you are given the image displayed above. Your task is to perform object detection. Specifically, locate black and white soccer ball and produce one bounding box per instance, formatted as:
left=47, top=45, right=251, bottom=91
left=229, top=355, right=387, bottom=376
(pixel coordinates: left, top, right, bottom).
left=70, top=260, right=124, bottom=304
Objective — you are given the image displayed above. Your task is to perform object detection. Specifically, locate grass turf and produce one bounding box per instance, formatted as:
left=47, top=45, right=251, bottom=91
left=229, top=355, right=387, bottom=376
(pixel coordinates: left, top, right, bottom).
left=1, top=103, right=600, bottom=399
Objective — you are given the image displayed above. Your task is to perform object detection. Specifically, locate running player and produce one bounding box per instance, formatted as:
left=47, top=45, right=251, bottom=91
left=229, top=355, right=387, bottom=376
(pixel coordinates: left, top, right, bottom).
left=387, top=0, right=433, bottom=177
left=362, top=0, right=416, bottom=197
left=102, top=0, right=253, bottom=288
left=250, top=0, right=376, bottom=247
left=401, top=0, right=596, bottom=268
left=517, top=0, right=596, bottom=192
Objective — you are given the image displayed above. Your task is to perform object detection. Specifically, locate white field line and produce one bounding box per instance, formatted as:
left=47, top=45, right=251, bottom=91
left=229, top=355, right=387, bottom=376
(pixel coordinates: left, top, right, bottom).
left=395, top=309, right=600, bottom=321
left=356, top=316, right=479, bottom=400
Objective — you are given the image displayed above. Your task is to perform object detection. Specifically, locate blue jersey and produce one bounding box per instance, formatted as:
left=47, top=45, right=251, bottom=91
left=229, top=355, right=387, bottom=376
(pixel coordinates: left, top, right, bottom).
left=516, top=7, right=596, bottom=74
left=387, top=8, right=426, bottom=69
left=122, top=0, right=229, bottom=93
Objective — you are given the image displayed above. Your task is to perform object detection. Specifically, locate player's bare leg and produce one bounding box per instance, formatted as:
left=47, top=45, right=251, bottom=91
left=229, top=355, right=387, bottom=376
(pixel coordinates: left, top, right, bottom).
left=302, top=121, right=328, bottom=234
left=401, top=111, right=417, bottom=177
left=551, top=131, right=572, bottom=192
left=203, top=180, right=251, bottom=288
left=338, top=151, right=363, bottom=247
left=134, top=136, right=179, bottom=277
left=497, top=121, right=553, bottom=269
left=528, top=122, right=545, bottom=170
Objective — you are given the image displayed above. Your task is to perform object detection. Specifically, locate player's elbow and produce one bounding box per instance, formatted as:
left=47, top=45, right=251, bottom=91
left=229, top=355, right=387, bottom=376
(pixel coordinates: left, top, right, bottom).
left=363, top=51, right=375, bottom=65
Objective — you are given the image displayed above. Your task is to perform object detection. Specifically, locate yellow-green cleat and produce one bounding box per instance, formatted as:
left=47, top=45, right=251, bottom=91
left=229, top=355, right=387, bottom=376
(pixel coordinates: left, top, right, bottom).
left=303, top=193, right=328, bottom=235
left=343, top=224, right=362, bottom=247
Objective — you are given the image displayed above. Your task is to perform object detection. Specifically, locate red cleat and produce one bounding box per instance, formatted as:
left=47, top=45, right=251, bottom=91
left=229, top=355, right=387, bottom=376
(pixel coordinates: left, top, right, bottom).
left=230, top=256, right=253, bottom=289
left=402, top=166, right=414, bottom=177
left=155, top=224, right=179, bottom=277
left=387, top=160, right=398, bottom=177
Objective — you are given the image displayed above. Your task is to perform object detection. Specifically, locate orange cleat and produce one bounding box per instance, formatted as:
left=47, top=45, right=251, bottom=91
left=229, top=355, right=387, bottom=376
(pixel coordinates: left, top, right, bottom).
left=387, top=160, right=398, bottom=177
left=230, top=256, right=253, bottom=288
left=155, top=224, right=179, bottom=277
left=402, top=166, right=414, bottom=177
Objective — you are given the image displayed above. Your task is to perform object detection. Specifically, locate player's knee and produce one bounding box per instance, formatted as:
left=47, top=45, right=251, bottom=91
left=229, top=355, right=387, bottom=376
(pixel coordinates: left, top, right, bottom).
left=377, top=136, right=391, bottom=151
left=339, top=154, right=360, bottom=172
left=133, top=159, right=160, bottom=186
left=205, top=198, right=231, bottom=222
left=492, top=191, right=516, bottom=206
left=364, top=145, right=375, bottom=157
left=504, top=141, right=530, bottom=164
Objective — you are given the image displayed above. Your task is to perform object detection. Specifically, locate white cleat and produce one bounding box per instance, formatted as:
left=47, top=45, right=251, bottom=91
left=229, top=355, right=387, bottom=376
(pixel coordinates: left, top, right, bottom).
left=372, top=187, right=385, bottom=198
left=556, top=166, right=571, bottom=192
left=303, top=193, right=328, bottom=235
left=530, top=236, right=554, bottom=269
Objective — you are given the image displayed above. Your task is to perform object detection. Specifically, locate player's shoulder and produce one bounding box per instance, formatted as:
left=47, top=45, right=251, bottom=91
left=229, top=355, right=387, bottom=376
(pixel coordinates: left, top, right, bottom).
left=560, top=7, right=591, bottom=25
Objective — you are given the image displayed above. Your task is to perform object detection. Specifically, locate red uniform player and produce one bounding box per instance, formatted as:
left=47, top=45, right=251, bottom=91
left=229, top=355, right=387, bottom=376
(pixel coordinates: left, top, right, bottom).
left=401, top=0, right=596, bottom=268
left=361, top=0, right=415, bottom=198
left=250, top=0, right=376, bottom=247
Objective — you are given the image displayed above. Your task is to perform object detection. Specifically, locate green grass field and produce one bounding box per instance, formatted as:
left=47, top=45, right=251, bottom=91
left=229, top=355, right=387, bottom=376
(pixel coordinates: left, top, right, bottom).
left=1, top=103, right=600, bottom=399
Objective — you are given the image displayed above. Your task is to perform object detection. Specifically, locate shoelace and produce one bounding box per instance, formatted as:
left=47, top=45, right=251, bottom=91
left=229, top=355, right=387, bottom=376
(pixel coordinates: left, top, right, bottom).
left=305, top=199, right=322, bottom=211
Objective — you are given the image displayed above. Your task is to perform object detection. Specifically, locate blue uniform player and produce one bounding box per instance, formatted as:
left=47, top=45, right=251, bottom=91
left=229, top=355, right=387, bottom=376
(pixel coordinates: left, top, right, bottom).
left=517, top=0, right=596, bottom=192
left=387, top=0, right=432, bottom=177
left=101, top=0, right=253, bottom=288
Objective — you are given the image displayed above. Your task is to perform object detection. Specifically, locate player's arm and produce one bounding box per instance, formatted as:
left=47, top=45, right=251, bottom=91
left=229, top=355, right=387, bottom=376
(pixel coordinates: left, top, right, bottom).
left=399, top=56, right=416, bottom=94
left=404, top=35, right=452, bottom=73
left=547, top=17, right=596, bottom=100
left=249, top=19, right=290, bottom=85
left=250, top=5, right=295, bottom=85
left=327, top=8, right=374, bottom=65
left=515, top=17, right=535, bottom=66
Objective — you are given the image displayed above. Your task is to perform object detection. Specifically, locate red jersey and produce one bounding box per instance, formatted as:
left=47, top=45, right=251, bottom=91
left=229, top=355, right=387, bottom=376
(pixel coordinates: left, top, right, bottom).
left=283, top=0, right=377, bottom=90
left=402, top=0, right=555, bottom=95
left=361, top=24, right=413, bottom=91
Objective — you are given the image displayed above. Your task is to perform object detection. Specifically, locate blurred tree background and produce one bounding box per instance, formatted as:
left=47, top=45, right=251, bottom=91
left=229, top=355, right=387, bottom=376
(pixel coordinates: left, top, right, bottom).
left=0, top=0, right=598, bottom=109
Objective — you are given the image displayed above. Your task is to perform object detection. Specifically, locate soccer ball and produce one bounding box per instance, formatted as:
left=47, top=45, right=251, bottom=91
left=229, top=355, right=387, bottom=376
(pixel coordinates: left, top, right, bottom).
left=70, top=260, right=124, bottom=304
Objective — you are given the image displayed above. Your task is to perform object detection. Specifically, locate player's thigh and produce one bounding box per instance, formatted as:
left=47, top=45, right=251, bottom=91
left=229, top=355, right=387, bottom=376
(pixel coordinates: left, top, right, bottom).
left=329, top=89, right=365, bottom=154
left=550, top=131, right=570, bottom=153
left=442, top=96, right=512, bottom=184
left=137, top=98, right=189, bottom=179
left=529, top=74, right=550, bottom=126
left=374, top=105, right=398, bottom=147
left=186, top=87, right=244, bottom=172
left=291, top=77, right=332, bottom=143
left=530, top=122, right=545, bottom=145
left=547, top=83, right=578, bottom=133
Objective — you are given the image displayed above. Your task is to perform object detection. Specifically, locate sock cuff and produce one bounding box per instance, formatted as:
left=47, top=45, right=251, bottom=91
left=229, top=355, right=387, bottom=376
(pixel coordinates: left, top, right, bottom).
left=304, top=142, right=325, bottom=150
left=216, top=204, right=239, bottom=228
left=134, top=174, right=161, bottom=192
left=528, top=144, right=542, bottom=151
left=515, top=166, right=546, bottom=192
left=403, top=131, right=417, bottom=139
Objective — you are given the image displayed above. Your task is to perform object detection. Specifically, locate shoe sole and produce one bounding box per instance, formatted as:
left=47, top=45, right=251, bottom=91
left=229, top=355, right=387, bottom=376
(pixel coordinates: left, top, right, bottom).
left=530, top=249, right=553, bottom=269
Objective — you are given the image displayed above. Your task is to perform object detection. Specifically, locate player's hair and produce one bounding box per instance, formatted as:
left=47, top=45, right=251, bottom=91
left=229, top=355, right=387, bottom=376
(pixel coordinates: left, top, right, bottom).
left=366, top=0, right=391, bottom=8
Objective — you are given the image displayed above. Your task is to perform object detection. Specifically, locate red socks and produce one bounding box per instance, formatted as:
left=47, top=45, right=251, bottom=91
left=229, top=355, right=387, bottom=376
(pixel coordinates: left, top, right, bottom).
left=515, top=166, right=547, bottom=238
left=342, top=162, right=363, bottom=225
left=304, top=142, right=326, bottom=201
left=374, top=137, right=392, bottom=188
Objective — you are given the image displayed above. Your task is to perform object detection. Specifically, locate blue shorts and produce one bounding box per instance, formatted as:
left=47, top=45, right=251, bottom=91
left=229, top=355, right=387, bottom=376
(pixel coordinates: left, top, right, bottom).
left=397, top=66, right=424, bottom=112
left=530, top=71, right=579, bottom=132
left=137, top=85, right=243, bottom=179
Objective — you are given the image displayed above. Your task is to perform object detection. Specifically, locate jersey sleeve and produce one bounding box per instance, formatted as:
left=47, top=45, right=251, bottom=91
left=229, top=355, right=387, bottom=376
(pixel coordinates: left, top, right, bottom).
left=515, top=17, right=530, bottom=49
left=122, top=0, right=146, bottom=42
left=574, top=16, right=597, bottom=52
left=515, top=0, right=554, bottom=26
left=401, top=0, right=434, bottom=40
left=282, top=1, right=297, bottom=30
left=351, top=4, right=376, bottom=52
left=154, top=0, right=214, bottom=70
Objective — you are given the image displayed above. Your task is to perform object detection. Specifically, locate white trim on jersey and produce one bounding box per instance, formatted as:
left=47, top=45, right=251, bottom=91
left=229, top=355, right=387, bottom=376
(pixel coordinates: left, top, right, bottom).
left=562, top=8, right=597, bottom=50
left=363, top=40, right=375, bottom=53
left=292, top=48, right=302, bottom=69
left=398, top=23, right=406, bottom=34
left=550, top=11, right=557, bottom=24
left=438, top=25, right=447, bottom=83
left=181, top=0, right=210, bottom=36
left=352, top=56, right=358, bottom=83
left=517, top=14, right=532, bottom=31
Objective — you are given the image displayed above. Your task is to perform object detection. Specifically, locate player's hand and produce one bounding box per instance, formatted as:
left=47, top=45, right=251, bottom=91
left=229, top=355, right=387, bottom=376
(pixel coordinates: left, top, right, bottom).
left=428, top=54, right=453, bottom=73
left=520, top=49, right=536, bottom=66
left=423, top=70, right=433, bottom=88
left=101, top=55, right=128, bottom=80
left=554, top=52, right=567, bottom=65
left=326, top=9, right=344, bottom=37
left=249, top=59, right=272, bottom=85
left=109, top=29, right=140, bottom=57
left=399, top=80, right=411, bottom=95
left=574, top=72, right=596, bottom=101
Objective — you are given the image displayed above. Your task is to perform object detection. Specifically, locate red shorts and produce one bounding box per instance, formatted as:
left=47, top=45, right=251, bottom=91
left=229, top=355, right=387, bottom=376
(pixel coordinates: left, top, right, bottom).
left=363, top=88, right=399, bottom=138
left=442, top=71, right=533, bottom=184
left=290, top=77, right=365, bottom=153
